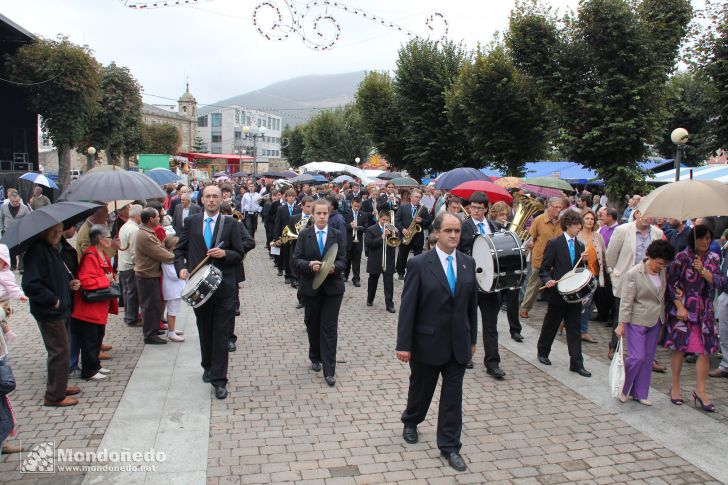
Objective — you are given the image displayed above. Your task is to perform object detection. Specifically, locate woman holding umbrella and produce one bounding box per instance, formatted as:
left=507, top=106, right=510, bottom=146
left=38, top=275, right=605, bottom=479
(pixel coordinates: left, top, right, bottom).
left=664, top=224, right=723, bottom=412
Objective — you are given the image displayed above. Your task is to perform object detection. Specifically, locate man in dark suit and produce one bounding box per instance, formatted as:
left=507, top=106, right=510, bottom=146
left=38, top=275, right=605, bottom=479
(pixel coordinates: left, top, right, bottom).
left=343, top=197, right=367, bottom=287
left=396, top=212, right=478, bottom=472
left=172, top=192, right=202, bottom=234
left=292, top=199, right=347, bottom=386
left=346, top=183, right=361, bottom=201
left=395, top=188, right=432, bottom=279
left=537, top=210, right=592, bottom=377
left=457, top=192, right=513, bottom=379
left=274, top=188, right=300, bottom=283
left=264, top=190, right=282, bottom=262
left=289, top=196, right=314, bottom=305
left=365, top=209, right=397, bottom=313
left=174, top=185, right=246, bottom=399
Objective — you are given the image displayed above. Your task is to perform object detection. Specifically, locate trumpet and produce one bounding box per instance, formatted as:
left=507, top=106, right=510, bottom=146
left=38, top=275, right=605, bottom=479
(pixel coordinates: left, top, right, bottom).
left=352, top=219, right=359, bottom=243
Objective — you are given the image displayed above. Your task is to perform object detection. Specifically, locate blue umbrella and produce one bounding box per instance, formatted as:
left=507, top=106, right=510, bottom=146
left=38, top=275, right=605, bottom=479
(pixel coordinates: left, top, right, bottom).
left=333, top=175, right=355, bottom=184
left=144, top=168, right=181, bottom=185
left=434, top=167, right=491, bottom=190
left=19, top=172, right=59, bottom=189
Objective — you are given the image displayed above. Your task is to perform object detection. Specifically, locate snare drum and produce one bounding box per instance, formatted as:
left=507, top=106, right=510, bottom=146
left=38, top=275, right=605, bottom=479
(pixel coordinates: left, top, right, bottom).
left=472, top=231, right=527, bottom=292
left=181, top=264, right=223, bottom=308
left=557, top=267, right=597, bottom=304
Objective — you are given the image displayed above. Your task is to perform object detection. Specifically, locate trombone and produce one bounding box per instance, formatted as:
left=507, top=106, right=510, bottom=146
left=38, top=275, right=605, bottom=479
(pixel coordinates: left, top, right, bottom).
left=381, top=210, right=401, bottom=271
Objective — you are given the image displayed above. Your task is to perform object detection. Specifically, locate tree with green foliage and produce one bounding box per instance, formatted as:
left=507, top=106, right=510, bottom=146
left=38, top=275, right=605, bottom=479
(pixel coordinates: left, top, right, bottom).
left=192, top=136, right=207, bottom=152
left=83, top=62, right=144, bottom=169
left=354, top=71, right=406, bottom=168
left=4, top=36, right=100, bottom=190
left=141, top=123, right=180, bottom=154
left=302, top=105, right=371, bottom=165
left=656, top=71, right=717, bottom=164
left=282, top=124, right=305, bottom=168
left=446, top=44, right=548, bottom=177
left=507, top=0, right=692, bottom=205
left=394, top=39, right=472, bottom=179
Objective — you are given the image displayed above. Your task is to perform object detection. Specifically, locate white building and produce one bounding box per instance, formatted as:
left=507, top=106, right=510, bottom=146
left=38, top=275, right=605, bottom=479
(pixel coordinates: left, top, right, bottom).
left=196, top=106, right=282, bottom=163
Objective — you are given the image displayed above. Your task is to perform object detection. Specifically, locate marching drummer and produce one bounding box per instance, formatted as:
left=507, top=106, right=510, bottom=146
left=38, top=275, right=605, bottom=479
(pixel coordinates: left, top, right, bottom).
left=536, top=210, right=592, bottom=378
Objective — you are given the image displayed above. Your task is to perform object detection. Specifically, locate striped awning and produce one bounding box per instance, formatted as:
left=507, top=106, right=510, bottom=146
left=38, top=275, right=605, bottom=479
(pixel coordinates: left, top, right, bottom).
left=646, top=165, right=728, bottom=184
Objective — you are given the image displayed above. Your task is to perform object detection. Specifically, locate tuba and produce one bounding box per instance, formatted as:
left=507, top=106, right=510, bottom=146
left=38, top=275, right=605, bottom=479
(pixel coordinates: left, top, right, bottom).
left=508, top=193, right=544, bottom=240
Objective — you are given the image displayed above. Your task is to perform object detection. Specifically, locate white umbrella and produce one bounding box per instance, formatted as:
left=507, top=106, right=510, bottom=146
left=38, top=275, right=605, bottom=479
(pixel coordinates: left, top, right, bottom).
left=636, top=180, right=728, bottom=220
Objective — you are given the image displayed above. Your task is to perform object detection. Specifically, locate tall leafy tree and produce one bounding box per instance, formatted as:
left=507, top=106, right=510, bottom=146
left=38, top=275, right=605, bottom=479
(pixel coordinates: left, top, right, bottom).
left=282, top=124, right=305, bottom=168
left=507, top=0, right=692, bottom=205
left=141, top=123, right=180, bottom=154
left=302, top=105, right=371, bottom=165
left=394, top=39, right=472, bottom=179
left=4, top=36, right=100, bottom=190
left=354, top=71, right=406, bottom=168
left=83, top=63, right=144, bottom=169
left=446, top=44, right=548, bottom=177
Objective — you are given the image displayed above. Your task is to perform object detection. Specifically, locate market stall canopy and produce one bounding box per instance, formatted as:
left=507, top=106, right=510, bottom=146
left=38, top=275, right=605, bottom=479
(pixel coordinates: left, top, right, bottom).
left=177, top=152, right=254, bottom=161
left=646, top=164, right=728, bottom=184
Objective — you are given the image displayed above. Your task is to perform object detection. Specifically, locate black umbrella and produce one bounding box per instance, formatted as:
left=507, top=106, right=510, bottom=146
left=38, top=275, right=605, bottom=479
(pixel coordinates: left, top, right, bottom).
left=260, top=171, right=289, bottom=179
left=0, top=201, right=101, bottom=257
left=231, top=171, right=250, bottom=178
left=59, top=168, right=166, bottom=202
left=376, top=171, right=402, bottom=180
left=213, top=171, right=227, bottom=178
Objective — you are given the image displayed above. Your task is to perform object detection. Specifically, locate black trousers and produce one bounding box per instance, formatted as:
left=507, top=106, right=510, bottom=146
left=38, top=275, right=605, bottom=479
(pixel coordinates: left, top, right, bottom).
left=304, top=292, right=343, bottom=377
left=72, top=318, right=105, bottom=379
left=136, top=277, right=162, bottom=340
left=478, top=291, right=501, bottom=369
left=244, top=213, right=258, bottom=237
left=289, top=241, right=299, bottom=284
left=193, top=283, right=234, bottom=387
left=367, top=273, right=393, bottom=306
left=396, top=243, right=423, bottom=276
left=537, top=300, right=584, bottom=369
left=265, top=222, right=275, bottom=253
left=229, top=285, right=239, bottom=343
left=594, top=273, right=614, bottom=321
left=280, top=245, right=292, bottom=277
left=503, top=288, right=522, bottom=334
left=401, top=355, right=466, bottom=453
left=609, top=296, right=621, bottom=352
left=345, top=242, right=363, bottom=282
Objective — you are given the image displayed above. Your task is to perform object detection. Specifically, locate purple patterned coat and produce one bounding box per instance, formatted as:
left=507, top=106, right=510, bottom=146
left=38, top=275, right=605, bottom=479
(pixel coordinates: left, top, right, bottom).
left=664, top=248, right=724, bottom=354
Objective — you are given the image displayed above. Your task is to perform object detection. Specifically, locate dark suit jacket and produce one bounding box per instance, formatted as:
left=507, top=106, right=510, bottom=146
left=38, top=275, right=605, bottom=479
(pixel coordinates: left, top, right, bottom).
left=172, top=203, right=201, bottom=234
left=173, top=213, right=245, bottom=289
left=539, top=234, right=587, bottom=305
left=265, top=200, right=281, bottom=226
left=343, top=209, right=367, bottom=246
left=361, top=198, right=376, bottom=226
left=274, top=203, right=301, bottom=239
left=458, top=218, right=502, bottom=255
left=235, top=220, right=256, bottom=283
left=395, top=204, right=432, bottom=248
left=292, top=226, right=347, bottom=297
left=365, top=223, right=396, bottom=275
left=396, top=249, right=479, bottom=366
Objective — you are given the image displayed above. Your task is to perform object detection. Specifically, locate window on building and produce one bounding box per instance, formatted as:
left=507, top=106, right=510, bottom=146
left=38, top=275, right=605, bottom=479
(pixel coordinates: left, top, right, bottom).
left=197, top=115, right=208, bottom=127
left=211, top=113, right=222, bottom=127
left=234, top=130, right=241, bottom=140
left=211, top=134, right=222, bottom=143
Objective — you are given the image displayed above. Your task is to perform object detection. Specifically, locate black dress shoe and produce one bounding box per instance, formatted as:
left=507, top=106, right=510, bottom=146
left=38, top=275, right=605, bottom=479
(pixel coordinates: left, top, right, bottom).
left=511, top=333, right=524, bottom=342
left=284, top=277, right=292, bottom=285
left=311, top=361, right=322, bottom=372
left=228, top=342, right=237, bottom=352
left=353, top=280, right=361, bottom=287
left=235, top=310, right=241, bottom=316
left=537, top=355, right=551, bottom=366
left=570, top=367, right=592, bottom=377
left=466, top=361, right=474, bottom=369
left=343, top=277, right=348, bottom=282
left=144, top=336, right=167, bottom=345
left=213, top=385, right=228, bottom=399
left=324, top=375, right=336, bottom=386
left=386, top=305, right=396, bottom=313
left=402, top=426, right=418, bottom=444
left=397, top=274, right=405, bottom=281
left=296, top=302, right=305, bottom=309
left=366, top=301, right=373, bottom=307
left=277, top=270, right=283, bottom=276
left=291, top=281, right=299, bottom=288
left=440, top=451, right=467, bottom=472
left=202, top=370, right=211, bottom=383
left=486, top=367, right=506, bottom=379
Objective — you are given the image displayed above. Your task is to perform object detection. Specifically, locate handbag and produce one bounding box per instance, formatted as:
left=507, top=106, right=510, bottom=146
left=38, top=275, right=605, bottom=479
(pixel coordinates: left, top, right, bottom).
left=609, top=336, right=625, bottom=399
left=80, top=251, right=120, bottom=303
left=0, top=357, right=16, bottom=395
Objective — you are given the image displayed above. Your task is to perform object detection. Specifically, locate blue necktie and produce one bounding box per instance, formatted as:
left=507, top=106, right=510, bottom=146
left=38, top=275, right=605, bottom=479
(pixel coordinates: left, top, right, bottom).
left=204, top=217, right=213, bottom=249
left=478, top=223, right=485, bottom=235
left=289, top=205, right=293, bottom=216
left=317, top=230, right=325, bottom=257
left=446, top=255, right=456, bottom=296
left=412, top=206, right=416, bottom=218
left=568, top=238, right=575, bottom=265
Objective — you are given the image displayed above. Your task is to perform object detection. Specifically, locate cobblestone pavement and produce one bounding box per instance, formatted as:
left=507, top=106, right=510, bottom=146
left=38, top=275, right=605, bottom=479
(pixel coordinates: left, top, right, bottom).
left=1, top=227, right=727, bottom=484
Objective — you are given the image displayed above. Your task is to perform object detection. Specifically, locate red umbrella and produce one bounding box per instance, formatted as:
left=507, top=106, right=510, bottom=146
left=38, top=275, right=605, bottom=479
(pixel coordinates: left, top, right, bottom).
left=450, top=180, right=513, bottom=205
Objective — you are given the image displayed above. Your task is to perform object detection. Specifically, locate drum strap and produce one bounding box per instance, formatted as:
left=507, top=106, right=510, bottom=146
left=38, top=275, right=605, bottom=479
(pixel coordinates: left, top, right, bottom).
left=214, top=215, right=226, bottom=249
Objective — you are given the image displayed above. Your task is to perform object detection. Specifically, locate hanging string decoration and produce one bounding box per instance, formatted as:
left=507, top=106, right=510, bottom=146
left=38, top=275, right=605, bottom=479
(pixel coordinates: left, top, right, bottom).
left=122, top=0, right=448, bottom=51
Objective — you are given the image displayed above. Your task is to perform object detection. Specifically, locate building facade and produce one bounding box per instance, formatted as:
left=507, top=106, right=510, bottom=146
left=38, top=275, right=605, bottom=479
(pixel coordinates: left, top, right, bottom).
left=141, top=85, right=197, bottom=152
left=196, top=106, right=282, bottom=163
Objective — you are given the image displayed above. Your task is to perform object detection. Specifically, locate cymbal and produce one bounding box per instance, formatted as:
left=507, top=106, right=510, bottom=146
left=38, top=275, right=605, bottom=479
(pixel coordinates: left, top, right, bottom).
left=313, top=242, right=338, bottom=290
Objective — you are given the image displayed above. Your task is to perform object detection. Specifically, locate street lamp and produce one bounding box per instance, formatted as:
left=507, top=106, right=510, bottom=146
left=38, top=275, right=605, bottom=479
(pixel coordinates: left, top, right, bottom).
left=242, top=126, right=267, bottom=178
left=86, top=146, right=96, bottom=171
left=671, top=127, right=688, bottom=182
left=355, top=157, right=360, bottom=166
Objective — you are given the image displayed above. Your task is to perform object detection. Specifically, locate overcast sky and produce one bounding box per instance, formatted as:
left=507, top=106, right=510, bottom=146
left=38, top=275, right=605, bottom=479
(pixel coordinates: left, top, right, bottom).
left=2, top=0, right=704, bottom=109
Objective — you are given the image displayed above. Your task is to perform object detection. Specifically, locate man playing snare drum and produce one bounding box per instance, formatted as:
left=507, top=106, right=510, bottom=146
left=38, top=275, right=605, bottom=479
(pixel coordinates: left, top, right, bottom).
left=536, top=210, right=592, bottom=378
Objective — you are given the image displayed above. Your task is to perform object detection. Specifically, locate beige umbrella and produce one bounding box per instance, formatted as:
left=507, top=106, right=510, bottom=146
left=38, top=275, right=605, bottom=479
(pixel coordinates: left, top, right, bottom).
left=635, top=180, right=728, bottom=220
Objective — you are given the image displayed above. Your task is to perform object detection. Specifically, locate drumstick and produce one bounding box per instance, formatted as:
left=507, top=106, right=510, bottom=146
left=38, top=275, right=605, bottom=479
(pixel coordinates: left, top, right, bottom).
left=190, top=242, right=224, bottom=276
left=538, top=256, right=585, bottom=291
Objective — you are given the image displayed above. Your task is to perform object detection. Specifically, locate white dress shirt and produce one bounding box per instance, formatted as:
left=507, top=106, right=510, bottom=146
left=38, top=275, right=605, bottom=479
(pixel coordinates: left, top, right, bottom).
left=471, top=217, right=491, bottom=235
left=435, top=245, right=457, bottom=278
left=241, top=192, right=262, bottom=213
left=314, top=224, right=328, bottom=247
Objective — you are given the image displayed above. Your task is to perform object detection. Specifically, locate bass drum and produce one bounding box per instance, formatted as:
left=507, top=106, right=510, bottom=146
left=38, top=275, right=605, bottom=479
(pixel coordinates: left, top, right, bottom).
left=472, top=231, right=527, bottom=292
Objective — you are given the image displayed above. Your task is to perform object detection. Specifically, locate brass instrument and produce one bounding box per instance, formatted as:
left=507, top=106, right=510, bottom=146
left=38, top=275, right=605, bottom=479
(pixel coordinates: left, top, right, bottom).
left=232, top=210, right=244, bottom=221
left=382, top=211, right=401, bottom=271
left=352, top=217, right=359, bottom=243
left=401, top=205, right=425, bottom=246
left=508, top=193, right=544, bottom=240
left=279, top=215, right=309, bottom=244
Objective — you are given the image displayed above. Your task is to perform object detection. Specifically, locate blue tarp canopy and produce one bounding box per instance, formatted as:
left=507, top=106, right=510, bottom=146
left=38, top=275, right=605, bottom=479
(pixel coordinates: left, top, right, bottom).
left=647, top=165, right=728, bottom=184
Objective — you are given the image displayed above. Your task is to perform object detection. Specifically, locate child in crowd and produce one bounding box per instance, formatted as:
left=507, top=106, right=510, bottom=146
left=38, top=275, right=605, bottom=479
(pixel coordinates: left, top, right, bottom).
left=162, top=237, right=185, bottom=342
left=0, top=244, right=27, bottom=344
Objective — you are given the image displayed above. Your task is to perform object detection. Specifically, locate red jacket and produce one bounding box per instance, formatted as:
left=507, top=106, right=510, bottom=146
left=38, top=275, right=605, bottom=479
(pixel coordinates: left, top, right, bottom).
left=71, top=246, right=119, bottom=325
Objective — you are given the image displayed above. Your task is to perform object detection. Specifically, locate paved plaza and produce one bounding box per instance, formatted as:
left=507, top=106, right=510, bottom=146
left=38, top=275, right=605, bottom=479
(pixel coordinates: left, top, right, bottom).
left=1, top=229, right=728, bottom=484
